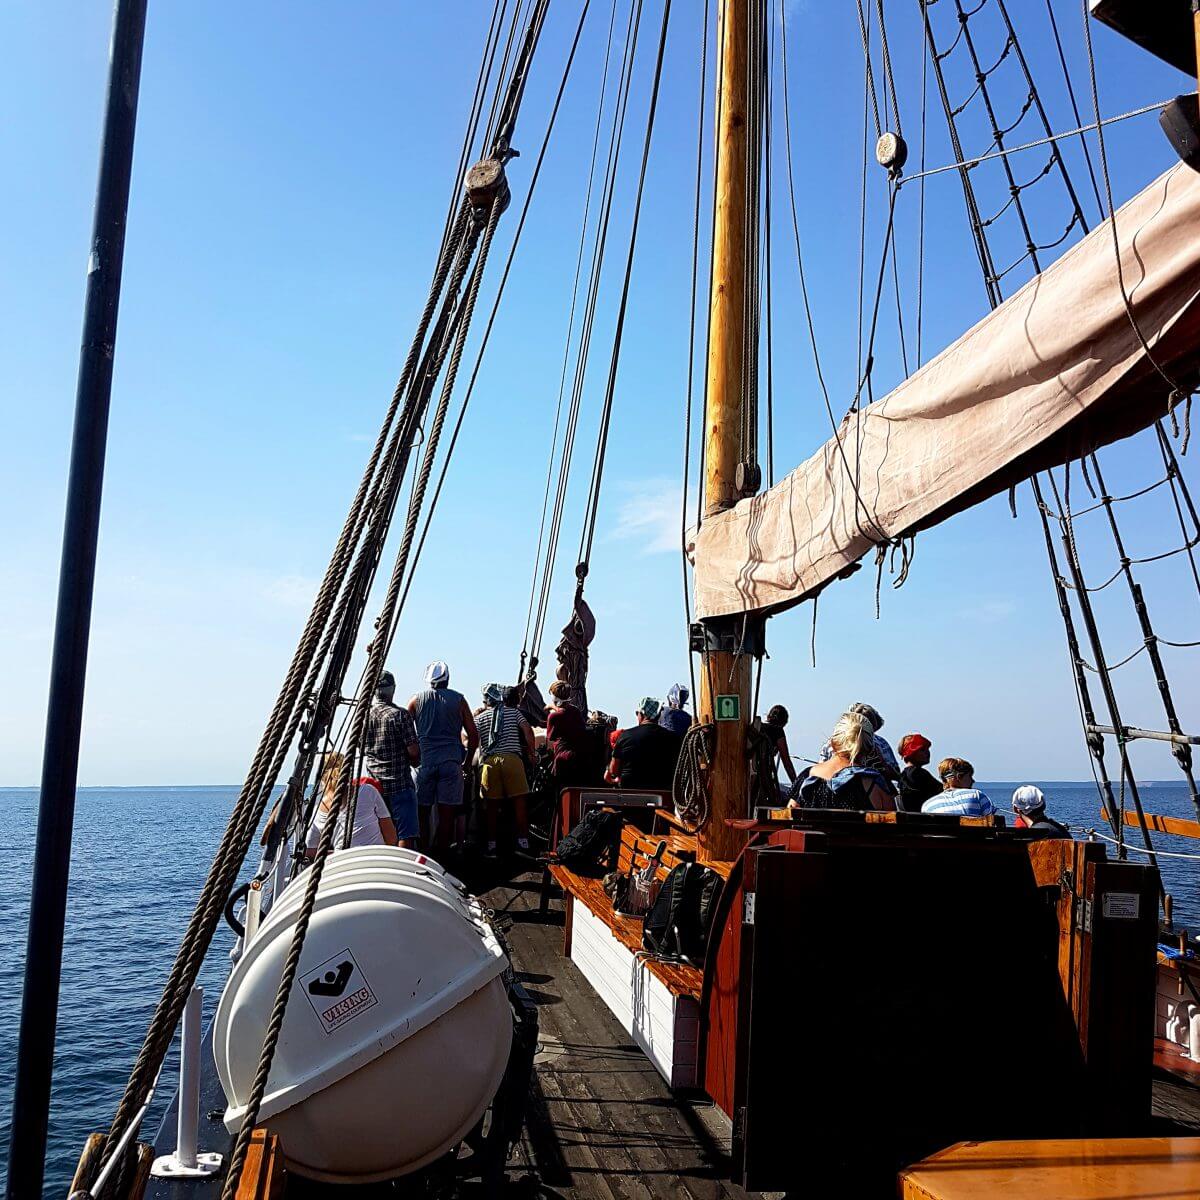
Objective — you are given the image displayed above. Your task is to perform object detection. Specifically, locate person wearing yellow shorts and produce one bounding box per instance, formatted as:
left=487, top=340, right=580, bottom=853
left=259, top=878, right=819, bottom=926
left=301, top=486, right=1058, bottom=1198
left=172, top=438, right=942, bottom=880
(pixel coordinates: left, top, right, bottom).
left=475, top=683, right=535, bottom=857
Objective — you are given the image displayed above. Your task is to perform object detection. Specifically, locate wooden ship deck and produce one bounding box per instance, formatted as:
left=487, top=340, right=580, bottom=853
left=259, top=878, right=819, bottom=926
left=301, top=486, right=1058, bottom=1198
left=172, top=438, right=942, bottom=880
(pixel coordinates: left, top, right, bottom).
left=481, top=865, right=750, bottom=1200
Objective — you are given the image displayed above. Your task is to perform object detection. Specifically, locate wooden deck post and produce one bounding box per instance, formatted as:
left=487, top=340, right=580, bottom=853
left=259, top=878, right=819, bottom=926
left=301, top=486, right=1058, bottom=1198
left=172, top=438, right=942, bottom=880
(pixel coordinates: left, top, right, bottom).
left=698, top=0, right=754, bottom=864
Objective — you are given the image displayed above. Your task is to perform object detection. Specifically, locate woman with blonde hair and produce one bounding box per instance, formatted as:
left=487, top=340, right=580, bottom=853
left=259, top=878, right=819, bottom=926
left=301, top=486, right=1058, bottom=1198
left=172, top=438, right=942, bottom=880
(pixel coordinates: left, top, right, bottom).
left=305, top=751, right=398, bottom=855
left=794, top=712, right=894, bottom=811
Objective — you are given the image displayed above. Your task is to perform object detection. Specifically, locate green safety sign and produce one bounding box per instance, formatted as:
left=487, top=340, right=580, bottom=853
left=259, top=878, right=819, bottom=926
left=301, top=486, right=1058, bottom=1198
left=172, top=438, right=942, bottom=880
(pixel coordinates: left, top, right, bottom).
left=715, top=694, right=741, bottom=722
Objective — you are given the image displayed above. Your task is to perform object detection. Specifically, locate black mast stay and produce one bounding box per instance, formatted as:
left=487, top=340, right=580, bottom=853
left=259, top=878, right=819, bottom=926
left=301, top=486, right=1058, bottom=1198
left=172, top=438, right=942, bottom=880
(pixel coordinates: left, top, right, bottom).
left=5, top=3, right=149, bottom=1198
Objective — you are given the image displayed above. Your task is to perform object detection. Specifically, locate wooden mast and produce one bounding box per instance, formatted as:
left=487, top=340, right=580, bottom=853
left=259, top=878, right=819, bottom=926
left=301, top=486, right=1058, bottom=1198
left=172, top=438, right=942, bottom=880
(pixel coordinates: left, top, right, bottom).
left=697, top=0, right=754, bottom=864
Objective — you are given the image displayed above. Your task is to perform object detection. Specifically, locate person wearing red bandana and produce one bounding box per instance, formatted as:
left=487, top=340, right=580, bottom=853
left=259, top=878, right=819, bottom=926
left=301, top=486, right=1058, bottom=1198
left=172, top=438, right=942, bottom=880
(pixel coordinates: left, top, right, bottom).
left=897, top=733, right=940, bottom=812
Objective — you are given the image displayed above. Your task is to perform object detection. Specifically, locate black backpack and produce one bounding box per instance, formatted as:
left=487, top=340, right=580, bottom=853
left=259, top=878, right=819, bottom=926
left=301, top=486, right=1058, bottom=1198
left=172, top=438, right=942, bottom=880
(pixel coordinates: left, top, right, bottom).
left=552, top=809, right=623, bottom=873
left=642, top=861, right=723, bottom=964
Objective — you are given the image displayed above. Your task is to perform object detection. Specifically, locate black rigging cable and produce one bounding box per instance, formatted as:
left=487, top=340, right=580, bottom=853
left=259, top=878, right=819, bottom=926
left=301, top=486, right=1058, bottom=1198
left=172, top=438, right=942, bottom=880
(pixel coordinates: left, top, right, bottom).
left=680, top=0, right=711, bottom=708
left=529, top=0, right=645, bottom=666
left=521, top=0, right=622, bottom=670
left=579, top=0, right=676, bottom=567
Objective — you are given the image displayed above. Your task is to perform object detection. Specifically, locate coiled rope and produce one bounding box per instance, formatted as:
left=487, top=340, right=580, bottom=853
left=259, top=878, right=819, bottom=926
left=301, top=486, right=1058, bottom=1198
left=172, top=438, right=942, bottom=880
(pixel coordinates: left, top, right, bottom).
left=674, top=721, right=714, bottom=832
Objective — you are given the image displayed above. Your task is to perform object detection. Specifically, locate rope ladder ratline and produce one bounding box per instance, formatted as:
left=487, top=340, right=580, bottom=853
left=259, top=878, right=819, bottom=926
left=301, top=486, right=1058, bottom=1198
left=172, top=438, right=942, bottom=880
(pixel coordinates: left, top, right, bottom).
left=918, top=0, right=1200, bottom=883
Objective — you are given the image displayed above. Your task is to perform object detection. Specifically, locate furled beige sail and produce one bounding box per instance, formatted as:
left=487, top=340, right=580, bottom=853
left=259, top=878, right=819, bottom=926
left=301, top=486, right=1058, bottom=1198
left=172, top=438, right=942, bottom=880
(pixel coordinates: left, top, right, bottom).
left=694, top=164, right=1200, bottom=620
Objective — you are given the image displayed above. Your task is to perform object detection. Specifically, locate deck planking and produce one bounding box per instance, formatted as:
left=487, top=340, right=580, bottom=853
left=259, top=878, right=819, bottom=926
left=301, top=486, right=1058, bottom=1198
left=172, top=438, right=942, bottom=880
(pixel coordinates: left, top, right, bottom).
left=485, top=867, right=750, bottom=1200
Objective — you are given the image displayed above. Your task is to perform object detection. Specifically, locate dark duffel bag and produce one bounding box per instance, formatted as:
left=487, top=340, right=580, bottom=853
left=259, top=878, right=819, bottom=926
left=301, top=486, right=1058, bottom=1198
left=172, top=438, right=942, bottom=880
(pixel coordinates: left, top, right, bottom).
left=551, top=809, right=623, bottom=873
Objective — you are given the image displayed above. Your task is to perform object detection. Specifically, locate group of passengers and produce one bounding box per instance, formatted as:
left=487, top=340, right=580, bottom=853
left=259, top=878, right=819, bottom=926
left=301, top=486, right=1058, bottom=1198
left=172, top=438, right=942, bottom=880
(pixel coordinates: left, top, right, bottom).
left=773, top=701, right=1068, bottom=833
left=307, top=663, right=698, bottom=860
left=308, top=678, right=1069, bottom=857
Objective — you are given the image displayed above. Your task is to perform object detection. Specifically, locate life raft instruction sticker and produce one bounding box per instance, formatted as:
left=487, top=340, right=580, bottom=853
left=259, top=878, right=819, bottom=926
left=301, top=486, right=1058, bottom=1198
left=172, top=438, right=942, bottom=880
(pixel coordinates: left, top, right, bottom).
left=1102, top=892, right=1141, bottom=920
left=301, top=948, right=378, bottom=1034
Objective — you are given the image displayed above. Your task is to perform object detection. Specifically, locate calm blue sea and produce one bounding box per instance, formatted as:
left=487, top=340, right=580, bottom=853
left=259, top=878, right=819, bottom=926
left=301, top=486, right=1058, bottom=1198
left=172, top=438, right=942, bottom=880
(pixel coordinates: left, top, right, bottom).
left=2, top=779, right=1200, bottom=1195
left=0, top=787, right=255, bottom=1197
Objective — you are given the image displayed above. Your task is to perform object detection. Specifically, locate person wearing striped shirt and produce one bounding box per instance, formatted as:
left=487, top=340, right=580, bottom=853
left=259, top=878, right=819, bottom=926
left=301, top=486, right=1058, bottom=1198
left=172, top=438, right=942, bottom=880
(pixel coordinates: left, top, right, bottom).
left=475, top=684, right=535, bottom=857
left=921, top=757, right=996, bottom=817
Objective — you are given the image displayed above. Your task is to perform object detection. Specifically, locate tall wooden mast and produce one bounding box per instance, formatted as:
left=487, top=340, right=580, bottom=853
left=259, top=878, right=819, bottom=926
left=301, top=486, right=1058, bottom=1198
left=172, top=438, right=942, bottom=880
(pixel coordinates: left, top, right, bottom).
left=697, top=0, right=756, bottom=864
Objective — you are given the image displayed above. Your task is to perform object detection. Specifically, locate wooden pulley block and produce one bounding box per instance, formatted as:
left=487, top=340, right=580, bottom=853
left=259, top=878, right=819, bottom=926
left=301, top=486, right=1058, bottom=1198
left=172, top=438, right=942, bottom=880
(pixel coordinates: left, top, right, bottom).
left=465, top=157, right=511, bottom=215
left=875, top=131, right=908, bottom=174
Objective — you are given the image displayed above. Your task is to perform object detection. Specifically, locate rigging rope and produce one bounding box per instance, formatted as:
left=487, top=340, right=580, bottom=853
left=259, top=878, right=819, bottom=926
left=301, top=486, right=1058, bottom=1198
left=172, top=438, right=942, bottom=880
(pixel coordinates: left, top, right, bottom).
left=1078, top=0, right=1191, bottom=409
left=680, top=0, right=711, bottom=709
left=917, top=0, right=1185, bottom=880
left=778, top=0, right=888, bottom=556
left=896, top=97, right=1179, bottom=186
left=99, top=196, right=477, bottom=1182
left=578, top=0, right=675, bottom=567
left=100, top=5, right=554, bottom=1194
left=221, top=185, right=509, bottom=1200
left=528, top=0, right=644, bottom=668
left=521, top=0, right=623, bottom=673
left=391, top=0, right=598, bottom=659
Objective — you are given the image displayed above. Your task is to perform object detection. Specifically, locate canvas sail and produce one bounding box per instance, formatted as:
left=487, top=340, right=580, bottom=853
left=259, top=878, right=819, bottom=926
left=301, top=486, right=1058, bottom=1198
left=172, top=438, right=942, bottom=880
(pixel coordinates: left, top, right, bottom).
left=693, top=164, right=1200, bottom=621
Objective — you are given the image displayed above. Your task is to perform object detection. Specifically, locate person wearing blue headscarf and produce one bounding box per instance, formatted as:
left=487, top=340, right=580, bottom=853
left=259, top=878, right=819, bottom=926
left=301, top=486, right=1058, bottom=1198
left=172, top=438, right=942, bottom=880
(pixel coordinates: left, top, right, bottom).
left=659, top=683, right=692, bottom=736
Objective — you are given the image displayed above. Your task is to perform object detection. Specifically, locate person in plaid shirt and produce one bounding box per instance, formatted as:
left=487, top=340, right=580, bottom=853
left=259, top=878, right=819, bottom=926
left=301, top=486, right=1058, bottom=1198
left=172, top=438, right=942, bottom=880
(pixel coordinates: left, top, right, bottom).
left=365, top=669, right=421, bottom=846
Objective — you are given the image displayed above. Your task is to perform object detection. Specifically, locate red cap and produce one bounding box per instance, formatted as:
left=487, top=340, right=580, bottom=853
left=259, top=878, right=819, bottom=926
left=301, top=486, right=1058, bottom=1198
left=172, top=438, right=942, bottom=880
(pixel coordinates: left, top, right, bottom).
left=898, top=733, right=931, bottom=760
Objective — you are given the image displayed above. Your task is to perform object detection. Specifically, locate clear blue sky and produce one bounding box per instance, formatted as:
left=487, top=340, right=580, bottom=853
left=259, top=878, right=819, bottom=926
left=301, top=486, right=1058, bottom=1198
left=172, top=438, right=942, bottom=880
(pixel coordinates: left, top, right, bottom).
left=2, top=2, right=1196, bottom=786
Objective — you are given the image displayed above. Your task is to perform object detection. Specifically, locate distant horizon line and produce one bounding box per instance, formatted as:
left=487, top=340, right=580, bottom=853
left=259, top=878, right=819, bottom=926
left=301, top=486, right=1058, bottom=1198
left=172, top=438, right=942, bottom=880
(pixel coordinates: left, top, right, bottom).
left=0, top=779, right=1193, bottom=790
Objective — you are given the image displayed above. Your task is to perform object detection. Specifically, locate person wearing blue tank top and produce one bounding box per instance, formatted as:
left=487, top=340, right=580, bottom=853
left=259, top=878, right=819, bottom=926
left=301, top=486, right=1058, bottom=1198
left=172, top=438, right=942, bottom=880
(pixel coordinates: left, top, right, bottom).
left=407, top=660, right=479, bottom=854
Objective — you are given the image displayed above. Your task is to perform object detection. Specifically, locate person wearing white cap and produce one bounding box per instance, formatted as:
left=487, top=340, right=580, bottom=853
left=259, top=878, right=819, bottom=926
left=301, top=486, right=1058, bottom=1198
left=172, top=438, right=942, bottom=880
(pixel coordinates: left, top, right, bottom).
left=407, top=661, right=479, bottom=854
left=1011, top=785, right=1070, bottom=836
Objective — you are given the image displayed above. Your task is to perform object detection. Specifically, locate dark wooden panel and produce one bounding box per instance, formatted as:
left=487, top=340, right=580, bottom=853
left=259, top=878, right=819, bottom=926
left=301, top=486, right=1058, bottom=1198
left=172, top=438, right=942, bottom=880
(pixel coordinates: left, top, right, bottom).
left=702, top=853, right=747, bottom=1117
left=734, top=837, right=1090, bottom=1194
left=1083, top=858, right=1161, bottom=1132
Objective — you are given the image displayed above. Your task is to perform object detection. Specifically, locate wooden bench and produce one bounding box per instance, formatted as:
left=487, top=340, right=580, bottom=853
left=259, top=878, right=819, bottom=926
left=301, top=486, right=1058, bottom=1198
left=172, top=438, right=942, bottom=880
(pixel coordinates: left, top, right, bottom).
left=547, top=824, right=721, bottom=1088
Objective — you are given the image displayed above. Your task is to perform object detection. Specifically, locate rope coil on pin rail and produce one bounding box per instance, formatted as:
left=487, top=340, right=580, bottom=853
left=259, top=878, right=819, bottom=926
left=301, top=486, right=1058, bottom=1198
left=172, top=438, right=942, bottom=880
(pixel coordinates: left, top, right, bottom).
left=674, top=720, right=714, bottom=832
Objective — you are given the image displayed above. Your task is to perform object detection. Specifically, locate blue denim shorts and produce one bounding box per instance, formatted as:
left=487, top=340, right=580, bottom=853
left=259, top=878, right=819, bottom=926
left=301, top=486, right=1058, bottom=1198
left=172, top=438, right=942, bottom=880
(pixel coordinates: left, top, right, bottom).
left=384, top=783, right=419, bottom=840
left=416, top=759, right=465, bottom=808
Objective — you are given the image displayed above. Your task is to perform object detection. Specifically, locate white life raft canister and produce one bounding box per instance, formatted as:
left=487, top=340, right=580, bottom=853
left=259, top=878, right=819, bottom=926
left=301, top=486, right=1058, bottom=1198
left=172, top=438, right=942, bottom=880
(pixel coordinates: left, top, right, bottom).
left=213, top=846, right=512, bottom=1182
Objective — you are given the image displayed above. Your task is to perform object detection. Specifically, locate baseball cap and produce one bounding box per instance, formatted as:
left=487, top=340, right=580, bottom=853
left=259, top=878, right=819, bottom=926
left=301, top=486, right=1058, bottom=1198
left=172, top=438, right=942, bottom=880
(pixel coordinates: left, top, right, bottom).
left=1012, top=785, right=1046, bottom=815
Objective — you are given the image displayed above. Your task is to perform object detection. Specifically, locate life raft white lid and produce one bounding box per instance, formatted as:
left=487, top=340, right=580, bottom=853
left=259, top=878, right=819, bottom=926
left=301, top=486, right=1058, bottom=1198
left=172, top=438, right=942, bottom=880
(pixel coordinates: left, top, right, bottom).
left=214, top=847, right=511, bottom=1178
left=263, top=854, right=473, bottom=926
